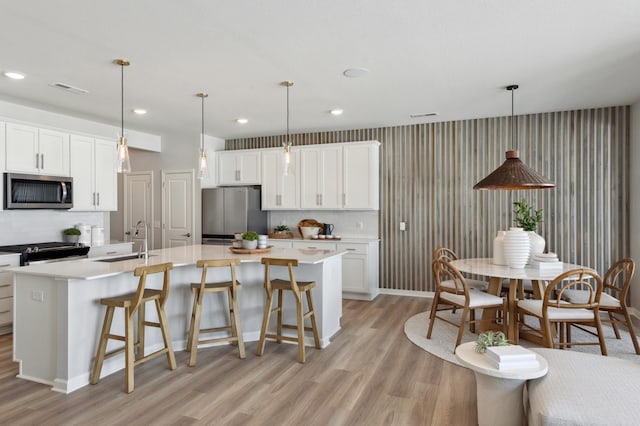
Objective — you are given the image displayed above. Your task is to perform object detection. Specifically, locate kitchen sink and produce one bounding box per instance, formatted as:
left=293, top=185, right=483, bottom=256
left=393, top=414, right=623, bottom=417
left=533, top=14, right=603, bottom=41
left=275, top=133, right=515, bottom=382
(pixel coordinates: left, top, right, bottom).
left=95, top=254, right=156, bottom=262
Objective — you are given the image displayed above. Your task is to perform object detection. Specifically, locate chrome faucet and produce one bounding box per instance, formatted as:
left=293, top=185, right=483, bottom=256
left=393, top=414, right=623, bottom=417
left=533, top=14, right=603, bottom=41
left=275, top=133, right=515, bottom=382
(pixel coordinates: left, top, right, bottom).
left=134, top=220, right=149, bottom=259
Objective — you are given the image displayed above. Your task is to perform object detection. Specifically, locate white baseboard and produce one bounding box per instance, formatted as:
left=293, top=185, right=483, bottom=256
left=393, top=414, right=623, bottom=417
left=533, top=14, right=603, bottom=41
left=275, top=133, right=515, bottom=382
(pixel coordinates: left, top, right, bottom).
left=378, top=288, right=434, bottom=298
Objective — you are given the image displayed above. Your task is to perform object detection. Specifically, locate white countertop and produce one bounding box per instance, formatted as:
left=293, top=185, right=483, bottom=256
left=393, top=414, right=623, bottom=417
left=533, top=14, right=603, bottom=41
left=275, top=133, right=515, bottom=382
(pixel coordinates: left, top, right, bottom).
left=11, top=244, right=345, bottom=280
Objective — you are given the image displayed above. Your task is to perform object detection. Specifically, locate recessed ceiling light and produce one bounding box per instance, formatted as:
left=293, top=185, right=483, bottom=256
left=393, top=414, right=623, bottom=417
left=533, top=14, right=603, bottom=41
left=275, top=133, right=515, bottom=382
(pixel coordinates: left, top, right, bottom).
left=133, top=109, right=147, bottom=115
left=410, top=112, right=439, bottom=118
left=330, top=109, right=344, bottom=116
left=343, top=67, right=369, bottom=78
left=4, top=71, right=25, bottom=80
left=236, top=118, right=248, bottom=124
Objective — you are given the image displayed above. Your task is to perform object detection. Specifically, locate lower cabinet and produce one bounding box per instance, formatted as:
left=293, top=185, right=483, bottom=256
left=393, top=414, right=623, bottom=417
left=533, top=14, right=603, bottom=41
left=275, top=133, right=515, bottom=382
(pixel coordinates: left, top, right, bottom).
left=0, top=254, right=21, bottom=335
left=337, top=241, right=380, bottom=301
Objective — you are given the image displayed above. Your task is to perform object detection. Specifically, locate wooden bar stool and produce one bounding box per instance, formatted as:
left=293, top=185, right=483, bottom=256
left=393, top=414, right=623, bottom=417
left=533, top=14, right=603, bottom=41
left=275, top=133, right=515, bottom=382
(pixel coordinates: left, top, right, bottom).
left=256, top=258, right=321, bottom=363
left=90, top=262, right=176, bottom=393
left=186, top=258, right=245, bottom=366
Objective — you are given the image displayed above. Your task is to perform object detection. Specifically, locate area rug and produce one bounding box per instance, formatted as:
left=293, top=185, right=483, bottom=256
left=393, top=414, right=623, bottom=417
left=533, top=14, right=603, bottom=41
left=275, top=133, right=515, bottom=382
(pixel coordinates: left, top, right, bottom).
left=405, top=305, right=640, bottom=366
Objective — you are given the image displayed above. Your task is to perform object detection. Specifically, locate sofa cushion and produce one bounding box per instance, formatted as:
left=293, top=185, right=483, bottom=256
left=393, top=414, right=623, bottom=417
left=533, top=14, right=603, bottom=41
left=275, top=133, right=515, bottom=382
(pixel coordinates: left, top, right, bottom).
left=527, top=348, right=640, bottom=426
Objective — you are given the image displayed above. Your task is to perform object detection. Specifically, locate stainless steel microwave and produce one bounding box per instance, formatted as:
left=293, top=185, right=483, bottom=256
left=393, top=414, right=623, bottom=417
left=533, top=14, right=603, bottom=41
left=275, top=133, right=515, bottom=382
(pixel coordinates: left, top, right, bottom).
left=4, top=173, right=73, bottom=209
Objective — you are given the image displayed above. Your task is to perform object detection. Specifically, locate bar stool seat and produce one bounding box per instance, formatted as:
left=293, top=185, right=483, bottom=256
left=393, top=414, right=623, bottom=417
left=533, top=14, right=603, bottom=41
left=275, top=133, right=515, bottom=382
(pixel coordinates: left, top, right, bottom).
left=186, top=258, right=245, bottom=366
left=90, top=262, right=176, bottom=393
left=256, top=258, right=321, bottom=363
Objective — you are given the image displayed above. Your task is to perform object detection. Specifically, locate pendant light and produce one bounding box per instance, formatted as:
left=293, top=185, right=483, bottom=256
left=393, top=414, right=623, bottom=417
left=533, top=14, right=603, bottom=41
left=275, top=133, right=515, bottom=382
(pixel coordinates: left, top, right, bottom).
left=281, top=81, right=294, bottom=176
left=114, top=59, right=131, bottom=173
left=473, top=85, right=554, bottom=190
left=196, top=93, right=209, bottom=179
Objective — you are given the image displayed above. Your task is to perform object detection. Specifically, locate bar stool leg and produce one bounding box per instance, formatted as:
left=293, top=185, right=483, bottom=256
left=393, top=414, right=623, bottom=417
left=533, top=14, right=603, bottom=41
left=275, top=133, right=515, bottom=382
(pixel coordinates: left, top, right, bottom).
left=296, top=294, right=306, bottom=363
left=305, top=290, right=321, bottom=349
left=276, top=289, right=284, bottom=343
left=137, top=302, right=145, bottom=360
left=188, top=290, right=203, bottom=367
left=155, top=300, right=177, bottom=370
left=186, top=289, right=199, bottom=353
left=90, top=305, right=115, bottom=384
left=256, top=290, right=273, bottom=356
left=229, top=288, right=246, bottom=358
left=125, top=306, right=135, bottom=393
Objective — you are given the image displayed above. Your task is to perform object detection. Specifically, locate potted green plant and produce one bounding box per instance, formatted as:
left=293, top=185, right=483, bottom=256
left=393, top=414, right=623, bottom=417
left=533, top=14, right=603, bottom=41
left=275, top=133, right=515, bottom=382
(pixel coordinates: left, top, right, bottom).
left=241, top=231, right=259, bottom=250
left=274, top=225, right=289, bottom=233
left=62, top=227, right=81, bottom=244
left=474, top=331, right=509, bottom=353
left=512, top=198, right=545, bottom=261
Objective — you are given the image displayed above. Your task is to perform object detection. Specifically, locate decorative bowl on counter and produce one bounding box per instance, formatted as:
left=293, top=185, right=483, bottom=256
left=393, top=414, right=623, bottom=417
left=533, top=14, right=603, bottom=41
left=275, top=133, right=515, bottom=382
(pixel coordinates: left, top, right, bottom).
left=300, top=226, right=321, bottom=239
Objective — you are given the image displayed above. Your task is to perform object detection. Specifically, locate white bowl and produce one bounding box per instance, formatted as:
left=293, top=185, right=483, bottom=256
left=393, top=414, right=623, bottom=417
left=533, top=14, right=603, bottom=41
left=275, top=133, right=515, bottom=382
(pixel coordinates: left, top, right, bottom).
left=300, top=227, right=321, bottom=239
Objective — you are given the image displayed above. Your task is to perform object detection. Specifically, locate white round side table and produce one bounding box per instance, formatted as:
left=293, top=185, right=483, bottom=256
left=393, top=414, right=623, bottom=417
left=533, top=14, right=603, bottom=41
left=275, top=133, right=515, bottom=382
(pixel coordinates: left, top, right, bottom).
left=455, top=342, right=548, bottom=426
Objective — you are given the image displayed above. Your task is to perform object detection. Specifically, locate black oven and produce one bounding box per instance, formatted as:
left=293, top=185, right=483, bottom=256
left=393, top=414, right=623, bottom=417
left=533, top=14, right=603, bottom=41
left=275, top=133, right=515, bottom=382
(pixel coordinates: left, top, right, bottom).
left=4, top=173, right=73, bottom=209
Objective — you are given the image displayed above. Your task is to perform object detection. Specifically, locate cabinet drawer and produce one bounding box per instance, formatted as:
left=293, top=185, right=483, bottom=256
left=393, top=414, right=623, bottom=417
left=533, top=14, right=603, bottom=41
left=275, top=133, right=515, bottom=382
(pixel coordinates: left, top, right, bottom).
left=0, top=283, right=12, bottom=298
left=292, top=241, right=337, bottom=251
left=0, top=297, right=12, bottom=325
left=336, top=243, right=368, bottom=255
left=268, top=240, right=293, bottom=249
left=89, top=244, right=133, bottom=258
left=0, top=255, right=20, bottom=271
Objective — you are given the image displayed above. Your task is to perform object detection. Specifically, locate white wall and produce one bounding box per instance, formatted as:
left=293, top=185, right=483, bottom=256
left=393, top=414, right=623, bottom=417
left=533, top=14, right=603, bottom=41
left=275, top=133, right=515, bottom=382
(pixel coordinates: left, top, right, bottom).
left=0, top=210, right=107, bottom=245
left=630, top=101, right=640, bottom=313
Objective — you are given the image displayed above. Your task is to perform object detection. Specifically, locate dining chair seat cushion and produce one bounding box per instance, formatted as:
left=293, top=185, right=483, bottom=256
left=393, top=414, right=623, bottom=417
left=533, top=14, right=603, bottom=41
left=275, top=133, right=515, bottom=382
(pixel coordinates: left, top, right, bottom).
left=517, top=299, right=595, bottom=320
left=441, top=278, right=488, bottom=291
left=560, top=289, right=621, bottom=308
left=440, top=291, right=504, bottom=308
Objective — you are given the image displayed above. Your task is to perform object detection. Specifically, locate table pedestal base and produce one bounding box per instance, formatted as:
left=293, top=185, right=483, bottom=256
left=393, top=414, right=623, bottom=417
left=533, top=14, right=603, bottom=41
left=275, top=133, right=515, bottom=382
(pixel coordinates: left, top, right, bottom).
left=474, top=373, right=526, bottom=426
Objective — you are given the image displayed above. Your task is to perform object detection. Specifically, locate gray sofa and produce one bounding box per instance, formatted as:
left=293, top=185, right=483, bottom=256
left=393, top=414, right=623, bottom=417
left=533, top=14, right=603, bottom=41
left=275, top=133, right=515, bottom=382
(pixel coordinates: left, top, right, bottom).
left=527, top=348, right=640, bottom=426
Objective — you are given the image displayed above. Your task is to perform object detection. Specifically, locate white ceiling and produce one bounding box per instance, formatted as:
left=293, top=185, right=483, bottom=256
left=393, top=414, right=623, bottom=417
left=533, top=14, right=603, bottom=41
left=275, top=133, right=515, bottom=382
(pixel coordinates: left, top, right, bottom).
left=1, top=0, right=639, bottom=140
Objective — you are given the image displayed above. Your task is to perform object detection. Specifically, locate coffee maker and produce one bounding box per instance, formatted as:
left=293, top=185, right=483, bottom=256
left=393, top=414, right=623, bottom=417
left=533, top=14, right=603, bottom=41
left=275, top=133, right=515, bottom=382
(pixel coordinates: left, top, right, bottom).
left=323, top=223, right=334, bottom=236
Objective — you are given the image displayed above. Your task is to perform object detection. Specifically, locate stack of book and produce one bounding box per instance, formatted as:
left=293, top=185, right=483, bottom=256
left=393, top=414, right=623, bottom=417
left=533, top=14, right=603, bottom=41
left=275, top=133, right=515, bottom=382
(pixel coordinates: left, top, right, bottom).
left=485, top=345, right=540, bottom=370
left=529, top=252, right=563, bottom=270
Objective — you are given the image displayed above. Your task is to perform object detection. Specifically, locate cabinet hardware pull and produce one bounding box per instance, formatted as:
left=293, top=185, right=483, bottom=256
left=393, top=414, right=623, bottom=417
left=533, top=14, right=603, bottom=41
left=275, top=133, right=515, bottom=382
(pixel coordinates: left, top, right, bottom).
left=106, top=251, right=117, bottom=255
left=0, top=264, right=11, bottom=267
left=35, top=153, right=40, bottom=169
left=97, top=192, right=100, bottom=206
left=307, top=246, right=317, bottom=249
left=235, top=170, right=240, bottom=181
left=41, top=153, right=44, bottom=169
left=93, top=192, right=96, bottom=206
left=343, top=193, right=346, bottom=206
left=0, top=310, right=9, bottom=314
left=0, top=284, right=10, bottom=287
left=319, top=194, right=323, bottom=205
left=345, top=248, right=356, bottom=251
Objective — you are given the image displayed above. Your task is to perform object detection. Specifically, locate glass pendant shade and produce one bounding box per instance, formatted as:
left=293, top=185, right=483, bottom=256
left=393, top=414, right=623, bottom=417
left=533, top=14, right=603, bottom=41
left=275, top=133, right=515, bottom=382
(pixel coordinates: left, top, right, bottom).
left=281, top=81, right=294, bottom=176
left=116, top=136, right=131, bottom=173
left=198, top=149, right=209, bottom=179
left=473, top=85, right=554, bottom=190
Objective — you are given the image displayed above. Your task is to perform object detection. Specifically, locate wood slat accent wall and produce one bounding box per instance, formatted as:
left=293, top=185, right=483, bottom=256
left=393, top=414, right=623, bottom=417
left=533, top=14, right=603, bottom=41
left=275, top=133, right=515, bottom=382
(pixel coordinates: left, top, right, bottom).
left=227, top=106, right=629, bottom=292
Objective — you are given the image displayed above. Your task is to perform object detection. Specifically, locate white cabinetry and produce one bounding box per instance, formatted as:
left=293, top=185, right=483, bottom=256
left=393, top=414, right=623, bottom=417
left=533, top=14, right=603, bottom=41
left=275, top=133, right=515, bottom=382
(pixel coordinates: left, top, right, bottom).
left=292, top=241, right=337, bottom=251
left=300, top=145, right=342, bottom=209
left=268, top=240, right=293, bottom=249
left=218, top=150, right=261, bottom=185
left=5, top=123, right=69, bottom=175
left=337, top=241, right=379, bottom=301
left=262, top=148, right=299, bottom=209
left=343, top=141, right=379, bottom=209
left=69, top=135, right=117, bottom=211
left=0, top=253, right=20, bottom=335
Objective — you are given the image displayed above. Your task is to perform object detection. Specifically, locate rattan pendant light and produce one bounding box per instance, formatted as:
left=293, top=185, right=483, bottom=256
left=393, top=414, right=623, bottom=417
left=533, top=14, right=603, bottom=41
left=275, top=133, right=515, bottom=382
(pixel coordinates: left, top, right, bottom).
left=473, top=85, right=554, bottom=190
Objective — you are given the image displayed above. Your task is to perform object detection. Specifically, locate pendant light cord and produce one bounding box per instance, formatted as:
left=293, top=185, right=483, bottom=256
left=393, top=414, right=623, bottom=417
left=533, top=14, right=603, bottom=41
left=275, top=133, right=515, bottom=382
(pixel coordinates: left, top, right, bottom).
left=286, top=84, right=290, bottom=141
left=511, top=86, right=515, bottom=150
left=201, top=94, right=205, bottom=151
left=121, top=63, right=124, bottom=137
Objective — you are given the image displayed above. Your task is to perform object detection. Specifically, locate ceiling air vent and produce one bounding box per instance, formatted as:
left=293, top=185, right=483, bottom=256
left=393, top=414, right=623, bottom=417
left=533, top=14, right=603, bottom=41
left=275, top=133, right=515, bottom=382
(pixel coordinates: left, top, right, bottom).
left=49, top=82, right=89, bottom=94
left=410, top=112, right=438, bottom=118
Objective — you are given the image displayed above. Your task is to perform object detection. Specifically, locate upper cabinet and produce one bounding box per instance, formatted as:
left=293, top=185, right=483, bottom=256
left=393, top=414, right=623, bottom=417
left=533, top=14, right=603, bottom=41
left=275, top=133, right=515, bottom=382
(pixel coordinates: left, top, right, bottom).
left=217, top=149, right=261, bottom=185
left=261, top=148, right=300, bottom=209
left=300, top=144, right=343, bottom=209
left=69, top=135, right=117, bottom=211
left=342, top=141, right=380, bottom=209
left=5, top=123, right=69, bottom=176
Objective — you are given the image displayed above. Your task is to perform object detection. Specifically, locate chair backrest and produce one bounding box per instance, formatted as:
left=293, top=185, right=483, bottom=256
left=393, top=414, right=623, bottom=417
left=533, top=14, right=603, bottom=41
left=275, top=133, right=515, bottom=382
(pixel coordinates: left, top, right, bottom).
left=262, top=257, right=300, bottom=293
left=432, top=247, right=459, bottom=263
left=432, top=258, right=469, bottom=295
left=546, top=268, right=603, bottom=310
left=195, top=258, right=240, bottom=292
left=131, top=262, right=174, bottom=313
left=603, top=258, right=635, bottom=305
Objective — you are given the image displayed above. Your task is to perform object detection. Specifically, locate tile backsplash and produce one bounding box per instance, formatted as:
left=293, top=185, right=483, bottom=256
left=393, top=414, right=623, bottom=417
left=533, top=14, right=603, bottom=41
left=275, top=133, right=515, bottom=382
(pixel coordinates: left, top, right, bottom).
left=0, top=210, right=108, bottom=245
left=268, top=210, right=378, bottom=238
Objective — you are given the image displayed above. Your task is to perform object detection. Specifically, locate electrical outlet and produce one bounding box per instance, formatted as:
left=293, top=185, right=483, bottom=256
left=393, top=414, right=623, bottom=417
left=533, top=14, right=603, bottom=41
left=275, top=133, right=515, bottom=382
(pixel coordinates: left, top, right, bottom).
left=400, top=221, right=406, bottom=231
left=31, top=290, right=44, bottom=302
left=356, top=221, right=364, bottom=230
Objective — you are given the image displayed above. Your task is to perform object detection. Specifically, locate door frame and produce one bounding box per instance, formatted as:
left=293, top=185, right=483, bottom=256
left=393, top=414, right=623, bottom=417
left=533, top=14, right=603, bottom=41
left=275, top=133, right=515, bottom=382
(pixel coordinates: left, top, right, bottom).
left=123, top=171, right=154, bottom=249
left=161, top=169, right=196, bottom=248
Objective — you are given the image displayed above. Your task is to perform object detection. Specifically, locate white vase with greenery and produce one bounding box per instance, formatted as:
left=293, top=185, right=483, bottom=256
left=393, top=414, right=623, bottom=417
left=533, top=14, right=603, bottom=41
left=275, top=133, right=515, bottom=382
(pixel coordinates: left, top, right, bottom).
left=513, top=198, right=545, bottom=264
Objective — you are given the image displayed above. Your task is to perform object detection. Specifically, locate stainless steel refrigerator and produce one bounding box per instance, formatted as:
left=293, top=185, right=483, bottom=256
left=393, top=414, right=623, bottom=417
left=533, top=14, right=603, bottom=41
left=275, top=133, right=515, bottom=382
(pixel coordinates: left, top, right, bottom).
left=202, top=186, right=267, bottom=243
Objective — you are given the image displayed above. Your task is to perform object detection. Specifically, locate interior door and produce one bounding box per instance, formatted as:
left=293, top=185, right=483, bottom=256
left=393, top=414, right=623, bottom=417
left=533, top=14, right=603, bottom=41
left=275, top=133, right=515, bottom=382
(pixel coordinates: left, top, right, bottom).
left=123, top=172, right=153, bottom=251
left=162, top=170, right=194, bottom=248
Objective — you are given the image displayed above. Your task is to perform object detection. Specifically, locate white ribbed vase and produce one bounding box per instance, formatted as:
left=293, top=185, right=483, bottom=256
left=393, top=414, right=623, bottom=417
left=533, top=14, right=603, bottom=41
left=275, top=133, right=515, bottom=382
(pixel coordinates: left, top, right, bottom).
left=527, top=231, right=546, bottom=264
left=504, top=227, right=530, bottom=269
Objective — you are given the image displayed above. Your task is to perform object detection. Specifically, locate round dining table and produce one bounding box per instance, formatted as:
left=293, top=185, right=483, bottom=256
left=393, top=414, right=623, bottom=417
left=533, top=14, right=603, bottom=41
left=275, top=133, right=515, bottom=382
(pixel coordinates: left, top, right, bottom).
left=449, top=258, right=589, bottom=343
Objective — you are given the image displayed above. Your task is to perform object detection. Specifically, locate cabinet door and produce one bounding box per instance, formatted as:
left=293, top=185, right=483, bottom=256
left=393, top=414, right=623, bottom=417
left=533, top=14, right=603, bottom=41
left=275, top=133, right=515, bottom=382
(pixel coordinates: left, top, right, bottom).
left=238, top=151, right=261, bottom=184
left=217, top=150, right=261, bottom=185
left=300, top=149, right=321, bottom=208
left=318, top=145, right=342, bottom=208
left=343, top=142, right=379, bottom=209
left=5, top=123, right=39, bottom=173
left=38, top=129, right=69, bottom=175
left=69, top=135, right=95, bottom=210
left=342, top=253, right=368, bottom=293
left=261, top=149, right=299, bottom=210
left=94, top=139, right=117, bottom=211
left=217, top=151, right=239, bottom=184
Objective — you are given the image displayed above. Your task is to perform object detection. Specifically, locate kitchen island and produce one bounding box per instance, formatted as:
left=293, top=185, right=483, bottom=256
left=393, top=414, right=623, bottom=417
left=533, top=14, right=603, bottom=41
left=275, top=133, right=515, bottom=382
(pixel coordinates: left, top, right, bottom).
left=11, top=244, right=344, bottom=393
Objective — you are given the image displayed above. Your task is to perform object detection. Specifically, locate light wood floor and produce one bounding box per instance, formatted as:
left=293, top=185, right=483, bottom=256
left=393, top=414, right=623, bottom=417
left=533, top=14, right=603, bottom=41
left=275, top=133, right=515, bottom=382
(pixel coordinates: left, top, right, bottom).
left=0, top=295, right=476, bottom=425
